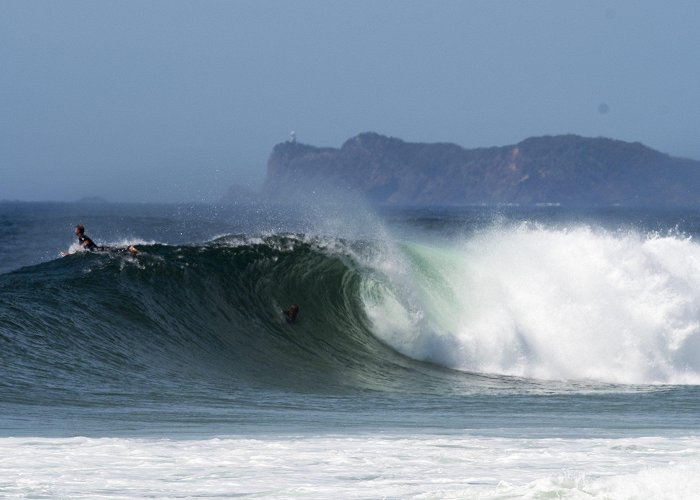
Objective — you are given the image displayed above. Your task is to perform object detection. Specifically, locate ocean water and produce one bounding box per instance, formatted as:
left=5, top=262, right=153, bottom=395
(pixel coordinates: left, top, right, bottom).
left=1, top=201, right=699, bottom=498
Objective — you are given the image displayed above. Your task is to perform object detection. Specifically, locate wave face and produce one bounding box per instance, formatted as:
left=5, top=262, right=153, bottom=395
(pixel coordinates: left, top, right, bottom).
left=2, top=225, right=700, bottom=407
left=0, top=235, right=438, bottom=402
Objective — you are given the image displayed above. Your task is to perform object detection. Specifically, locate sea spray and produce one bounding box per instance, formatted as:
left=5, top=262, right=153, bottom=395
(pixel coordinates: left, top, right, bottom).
left=362, top=223, right=700, bottom=384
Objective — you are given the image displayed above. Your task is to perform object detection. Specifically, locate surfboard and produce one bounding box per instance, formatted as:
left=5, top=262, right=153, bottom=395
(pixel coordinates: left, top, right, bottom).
left=60, top=245, right=139, bottom=257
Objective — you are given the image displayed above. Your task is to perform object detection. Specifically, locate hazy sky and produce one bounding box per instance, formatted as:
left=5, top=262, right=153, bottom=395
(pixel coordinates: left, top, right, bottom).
left=2, top=0, right=699, bottom=202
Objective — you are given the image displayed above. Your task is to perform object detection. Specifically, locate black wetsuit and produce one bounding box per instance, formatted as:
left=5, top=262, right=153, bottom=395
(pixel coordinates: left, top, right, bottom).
left=284, top=306, right=299, bottom=323
left=78, top=234, right=98, bottom=251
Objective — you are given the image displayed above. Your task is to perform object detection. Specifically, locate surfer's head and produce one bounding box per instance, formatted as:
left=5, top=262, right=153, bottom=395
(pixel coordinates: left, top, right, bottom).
left=75, top=224, right=85, bottom=236
left=286, top=304, right=299, bottom=321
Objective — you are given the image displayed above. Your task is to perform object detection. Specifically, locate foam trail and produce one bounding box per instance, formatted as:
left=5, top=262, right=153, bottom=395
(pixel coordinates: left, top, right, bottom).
left=363, top=224, right=700, bottom=384
left=2, top=435, right=698, bottom=498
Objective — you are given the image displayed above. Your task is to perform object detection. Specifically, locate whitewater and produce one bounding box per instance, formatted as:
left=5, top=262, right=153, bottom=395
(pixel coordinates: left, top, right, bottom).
left=1, top=201, right=699, bottom=498
left=366, top=224, right=700, bottom=384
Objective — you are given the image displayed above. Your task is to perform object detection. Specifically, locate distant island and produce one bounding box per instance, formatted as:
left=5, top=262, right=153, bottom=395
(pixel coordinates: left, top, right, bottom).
left=76, top=196, right=109, bottom=204
left=263, top=133, right=700, bottom=207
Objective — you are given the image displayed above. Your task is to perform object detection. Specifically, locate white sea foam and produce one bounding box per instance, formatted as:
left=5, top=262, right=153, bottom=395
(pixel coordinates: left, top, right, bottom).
left=363, top=224, right=700, bottom=384
left=0, top=434, right=697, bottom=498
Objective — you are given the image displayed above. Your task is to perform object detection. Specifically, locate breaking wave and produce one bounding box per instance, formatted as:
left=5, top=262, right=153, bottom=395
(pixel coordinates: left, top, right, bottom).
left=1, top=225, right=699, bottom=407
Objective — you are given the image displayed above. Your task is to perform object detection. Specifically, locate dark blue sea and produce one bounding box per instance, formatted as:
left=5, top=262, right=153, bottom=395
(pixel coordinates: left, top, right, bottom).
left=1, top=201, right=699, bottom=498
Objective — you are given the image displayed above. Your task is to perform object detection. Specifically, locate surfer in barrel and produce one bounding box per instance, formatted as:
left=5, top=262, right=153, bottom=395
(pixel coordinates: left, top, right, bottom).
left=284, top=304, right=300, bottom=324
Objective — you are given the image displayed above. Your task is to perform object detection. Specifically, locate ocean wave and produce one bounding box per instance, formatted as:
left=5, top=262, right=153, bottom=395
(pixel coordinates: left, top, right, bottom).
left=0, top=234, right=460, bottom=402
left=1, top=227, right=699, bottom=404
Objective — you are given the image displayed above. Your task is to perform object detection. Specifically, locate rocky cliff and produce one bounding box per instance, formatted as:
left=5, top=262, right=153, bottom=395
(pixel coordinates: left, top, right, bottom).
left=264, top=132, right=700, bottom=206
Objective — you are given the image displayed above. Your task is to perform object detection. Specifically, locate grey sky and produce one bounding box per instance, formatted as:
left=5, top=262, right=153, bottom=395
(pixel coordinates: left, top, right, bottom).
left=2, top=0, right=699, bottom=202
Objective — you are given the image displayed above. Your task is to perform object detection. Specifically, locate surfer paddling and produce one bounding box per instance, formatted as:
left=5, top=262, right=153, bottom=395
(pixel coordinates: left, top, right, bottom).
left=60, top=224, right=138, bottom=256
left=284, top=304, right=300, bottom=324
left=75, top=224, right=98, bottom=251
